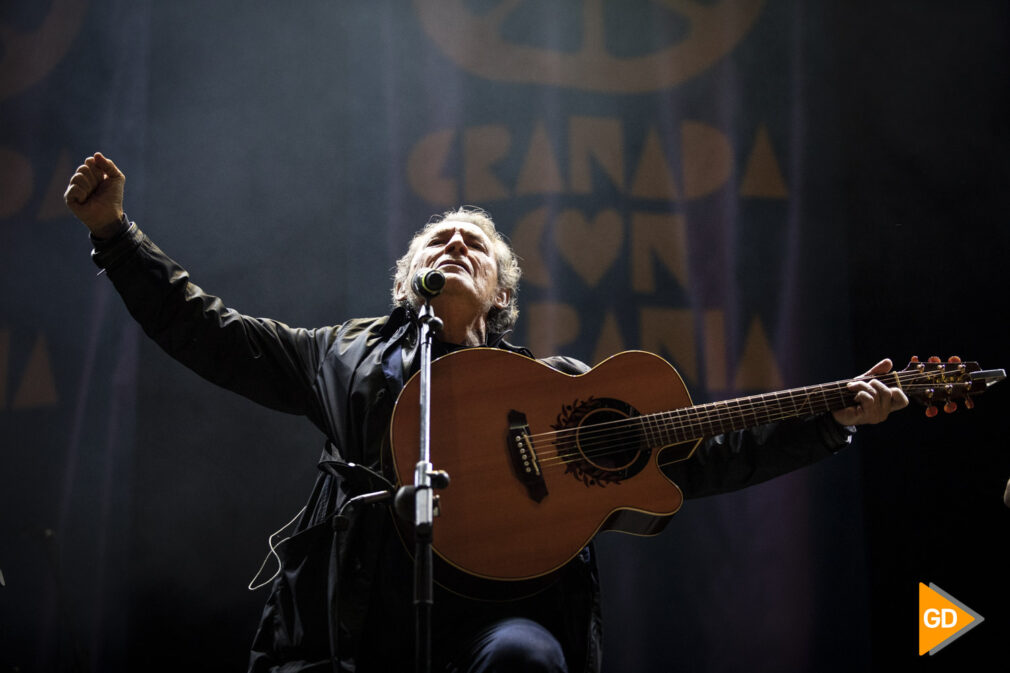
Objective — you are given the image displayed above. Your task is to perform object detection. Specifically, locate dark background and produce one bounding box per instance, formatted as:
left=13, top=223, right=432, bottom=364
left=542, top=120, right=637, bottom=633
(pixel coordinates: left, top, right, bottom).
left=1, top=1, right=1007, bottom=671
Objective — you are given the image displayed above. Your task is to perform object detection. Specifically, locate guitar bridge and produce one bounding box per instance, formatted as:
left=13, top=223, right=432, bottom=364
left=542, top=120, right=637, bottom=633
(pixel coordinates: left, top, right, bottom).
left=507, top=410, right=548, bottom=503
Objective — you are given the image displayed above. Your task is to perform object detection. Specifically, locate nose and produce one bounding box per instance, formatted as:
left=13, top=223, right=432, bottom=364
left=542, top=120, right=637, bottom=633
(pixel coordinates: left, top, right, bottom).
left=443, top=230, right=468, bottom=254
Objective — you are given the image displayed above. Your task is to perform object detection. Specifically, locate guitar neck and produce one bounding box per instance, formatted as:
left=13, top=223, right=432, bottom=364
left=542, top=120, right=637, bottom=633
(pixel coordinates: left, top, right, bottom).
left=642, top=375, right=885, bottom=445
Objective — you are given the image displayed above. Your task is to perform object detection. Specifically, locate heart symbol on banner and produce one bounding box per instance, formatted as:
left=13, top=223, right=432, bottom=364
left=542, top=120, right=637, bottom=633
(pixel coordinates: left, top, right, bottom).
left=553, top=209, right=624, bottom=287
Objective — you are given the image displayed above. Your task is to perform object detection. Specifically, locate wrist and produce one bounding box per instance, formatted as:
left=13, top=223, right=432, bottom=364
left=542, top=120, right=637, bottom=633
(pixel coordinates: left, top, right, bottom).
left=90, top=211, right=128, bottom=240
left=90, top=215, right=142, bottom=271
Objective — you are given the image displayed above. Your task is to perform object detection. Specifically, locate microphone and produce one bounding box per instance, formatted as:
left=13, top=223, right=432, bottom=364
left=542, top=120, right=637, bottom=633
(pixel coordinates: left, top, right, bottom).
left=412, top=268, right=445, bottom=299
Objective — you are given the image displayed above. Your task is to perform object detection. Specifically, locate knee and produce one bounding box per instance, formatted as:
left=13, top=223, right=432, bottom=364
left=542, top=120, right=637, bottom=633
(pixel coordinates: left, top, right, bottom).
left=470, top=618, right=567, bottom=673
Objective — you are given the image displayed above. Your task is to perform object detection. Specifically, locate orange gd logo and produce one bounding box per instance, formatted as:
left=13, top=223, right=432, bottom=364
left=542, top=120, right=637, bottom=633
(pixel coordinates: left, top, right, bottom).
left=918, top=582, right=984, bottom=655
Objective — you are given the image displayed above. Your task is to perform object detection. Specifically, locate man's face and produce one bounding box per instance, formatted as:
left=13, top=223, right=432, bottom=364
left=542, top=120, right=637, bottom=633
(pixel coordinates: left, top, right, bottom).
left=399, top=219, right=509, bottom=315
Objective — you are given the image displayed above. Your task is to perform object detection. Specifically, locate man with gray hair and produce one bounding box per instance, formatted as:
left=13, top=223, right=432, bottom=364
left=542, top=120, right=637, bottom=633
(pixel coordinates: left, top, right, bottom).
left=65, top=153, right=906, bottom=673
left=391, top=207, right=522, bottom=338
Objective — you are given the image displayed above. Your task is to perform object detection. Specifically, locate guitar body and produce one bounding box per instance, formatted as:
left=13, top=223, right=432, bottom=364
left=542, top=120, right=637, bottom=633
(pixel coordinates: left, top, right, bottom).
left=388, top=348, right=700, bottom=595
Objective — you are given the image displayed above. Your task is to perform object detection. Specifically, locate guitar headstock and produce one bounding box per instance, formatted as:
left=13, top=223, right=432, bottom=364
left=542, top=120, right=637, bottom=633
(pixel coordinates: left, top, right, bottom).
left=900, top=356, right=1005, bottom=416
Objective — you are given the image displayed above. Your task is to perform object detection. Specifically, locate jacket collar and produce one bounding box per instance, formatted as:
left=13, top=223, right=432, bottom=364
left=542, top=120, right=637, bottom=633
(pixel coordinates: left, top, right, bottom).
left=378, top=305, right=412, bottom=340
left=385, top=304, right=530, bottom=355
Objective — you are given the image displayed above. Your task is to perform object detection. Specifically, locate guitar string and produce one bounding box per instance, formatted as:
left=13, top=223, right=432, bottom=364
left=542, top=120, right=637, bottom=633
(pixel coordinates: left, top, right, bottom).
left=526, top=382, right=964, bottom=476
left=525, top=368, right=957, bottom=449
left=523, top=369, right=917, bottom=445
left=530, top=380, right=963, bottom=470
left=522, top=369, right=924, bottom=451
left=529, top=384, right=965, bottom=474
left=520, top=373, right=968, bottom=471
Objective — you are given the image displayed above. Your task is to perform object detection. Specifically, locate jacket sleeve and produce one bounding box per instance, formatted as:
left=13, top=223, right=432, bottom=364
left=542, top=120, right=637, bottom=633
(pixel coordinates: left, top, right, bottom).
left=92, top=221, right=335, bottom=418
left=664, top=414, right=854, bottom=498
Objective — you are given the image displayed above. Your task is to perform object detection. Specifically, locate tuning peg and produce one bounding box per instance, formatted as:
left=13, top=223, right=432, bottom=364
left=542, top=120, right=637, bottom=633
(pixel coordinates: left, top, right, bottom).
left=947, top=355, right=961, bottom=364
left=943, top=401, right=957, bottom=413
left=964, top=397, right=975, bottom=410
left=928, top=356, right=942, bottom=363
left=925, top=405, right=939, bottom=418
left=910, top=355, right=920, bottom=363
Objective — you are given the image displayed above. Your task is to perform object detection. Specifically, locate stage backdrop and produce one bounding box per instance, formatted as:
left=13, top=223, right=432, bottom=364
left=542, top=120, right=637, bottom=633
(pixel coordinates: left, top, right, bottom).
left=1, top=1, right=1007, bottom=672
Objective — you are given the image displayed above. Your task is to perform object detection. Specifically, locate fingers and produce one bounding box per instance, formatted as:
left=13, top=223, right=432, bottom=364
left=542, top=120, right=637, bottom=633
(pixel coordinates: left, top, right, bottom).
left=64, top=163, right=100, bottom=204
left=864, top=358, right=893, bottom=376
left=845, top=376, right=908, bottom=424
left=864, top=357, right=908, bottom=411
left=833, top=358, right=909, bottom=426
left=848, top=382, right=881, bottom=422
left=64, top=153, right=127, bottom=236
left=93, top=152, right=124, bottom=179
left=64, top=153, right=123, bottom=205
left=891, top=386, right=909, bottom=411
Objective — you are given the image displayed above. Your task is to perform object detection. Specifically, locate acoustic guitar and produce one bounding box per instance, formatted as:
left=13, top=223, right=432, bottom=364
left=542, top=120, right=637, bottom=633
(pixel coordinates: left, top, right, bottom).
left=388, top=350, right=1002, bottom=596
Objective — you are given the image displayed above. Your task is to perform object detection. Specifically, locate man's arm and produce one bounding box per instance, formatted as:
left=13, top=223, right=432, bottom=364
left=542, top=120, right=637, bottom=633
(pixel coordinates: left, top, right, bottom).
left=63, top=153, right=337, bottom=420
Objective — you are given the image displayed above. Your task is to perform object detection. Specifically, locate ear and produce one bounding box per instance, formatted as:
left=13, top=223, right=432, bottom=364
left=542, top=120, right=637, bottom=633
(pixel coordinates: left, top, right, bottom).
left=393, top=280, right=409, bottom=304
left=492, top=287, right=510, bottom=310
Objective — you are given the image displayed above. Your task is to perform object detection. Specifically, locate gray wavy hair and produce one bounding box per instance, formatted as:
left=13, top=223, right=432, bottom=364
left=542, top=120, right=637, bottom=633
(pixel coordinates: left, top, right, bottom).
left=392, top=207, right=521, bottom=334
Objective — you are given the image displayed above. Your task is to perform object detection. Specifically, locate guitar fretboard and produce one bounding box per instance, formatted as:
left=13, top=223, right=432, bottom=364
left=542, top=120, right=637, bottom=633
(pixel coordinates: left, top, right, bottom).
left=636, top=375, right=893, bottom=446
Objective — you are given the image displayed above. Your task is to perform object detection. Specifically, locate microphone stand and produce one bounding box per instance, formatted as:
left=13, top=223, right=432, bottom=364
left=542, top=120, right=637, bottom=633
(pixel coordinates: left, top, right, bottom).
left=400, top=290, right=446, bottom=673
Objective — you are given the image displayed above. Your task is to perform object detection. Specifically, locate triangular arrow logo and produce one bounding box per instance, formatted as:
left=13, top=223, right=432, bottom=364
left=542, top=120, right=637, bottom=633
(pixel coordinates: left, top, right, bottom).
left=918, top=582, right=984, bottom=655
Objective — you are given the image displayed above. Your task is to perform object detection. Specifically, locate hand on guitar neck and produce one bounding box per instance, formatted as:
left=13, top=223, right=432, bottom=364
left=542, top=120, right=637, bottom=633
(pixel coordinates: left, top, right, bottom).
left=831, top=358, right=910, bottom=427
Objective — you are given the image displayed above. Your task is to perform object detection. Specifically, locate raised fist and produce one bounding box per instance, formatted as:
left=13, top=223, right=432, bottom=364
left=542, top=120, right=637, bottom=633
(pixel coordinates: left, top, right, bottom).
left=64, top=152, right=126, bottom=239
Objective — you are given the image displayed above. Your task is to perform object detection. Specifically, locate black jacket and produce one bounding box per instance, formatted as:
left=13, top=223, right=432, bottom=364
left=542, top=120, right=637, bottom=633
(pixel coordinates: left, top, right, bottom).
left=92, top=222, right=852, bottom=673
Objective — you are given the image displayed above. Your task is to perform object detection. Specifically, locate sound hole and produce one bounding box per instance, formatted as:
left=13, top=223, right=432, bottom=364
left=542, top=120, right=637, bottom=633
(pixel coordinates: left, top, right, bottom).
left=552, top=397, right=651, bottom=488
